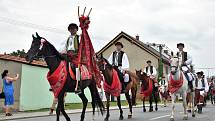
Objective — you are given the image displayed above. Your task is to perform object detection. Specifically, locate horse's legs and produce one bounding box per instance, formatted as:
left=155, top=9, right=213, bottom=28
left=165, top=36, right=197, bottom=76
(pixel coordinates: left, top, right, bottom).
left=125, top=92, right=132, bottom=118
left=154, top=91, right=158, bottom=111
left=117, top=96, right=124, bottom=120
left=89, top=84, right=96, bottom=121
left=191, top=91, right=196, bottom=117
left=104, top=93, right=110, bottom=121
left=56, top=92, right=70, bottom=121
left=170, top=94, right=175, bottom=121
left=182, top=92, right=188, bottom=120
left=131, top=87, right=137, bottom=106
left=143, top=97, right=146, bottom=112
left=78, top=91, right=88, bottom=121
left=149, top=94, right=153, bottom=112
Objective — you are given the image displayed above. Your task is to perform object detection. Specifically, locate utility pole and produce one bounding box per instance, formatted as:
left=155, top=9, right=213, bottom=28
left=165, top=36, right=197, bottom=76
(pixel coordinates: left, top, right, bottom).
left=146, top=43, right=165, bottom=82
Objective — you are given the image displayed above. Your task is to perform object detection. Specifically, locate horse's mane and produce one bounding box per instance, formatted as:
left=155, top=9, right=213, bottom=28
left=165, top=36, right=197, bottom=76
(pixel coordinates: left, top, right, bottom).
left=45, top=41, right=62, bottom=58
left=102, top=58, right=113, bottom=70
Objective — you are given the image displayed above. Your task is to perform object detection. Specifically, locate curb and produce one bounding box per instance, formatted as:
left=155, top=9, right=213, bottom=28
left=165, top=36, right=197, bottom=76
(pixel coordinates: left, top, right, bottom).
left=1, top=105, right=146, bottom=120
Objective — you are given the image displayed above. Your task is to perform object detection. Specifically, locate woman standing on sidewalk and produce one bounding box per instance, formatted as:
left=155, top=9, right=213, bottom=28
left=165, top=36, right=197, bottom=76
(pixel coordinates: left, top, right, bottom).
left=1, top=70, right=19, bottom=116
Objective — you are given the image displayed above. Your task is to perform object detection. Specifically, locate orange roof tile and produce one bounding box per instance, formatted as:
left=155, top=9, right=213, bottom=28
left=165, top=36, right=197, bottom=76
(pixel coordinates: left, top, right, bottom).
left=0, top=54, right=47, bottom=67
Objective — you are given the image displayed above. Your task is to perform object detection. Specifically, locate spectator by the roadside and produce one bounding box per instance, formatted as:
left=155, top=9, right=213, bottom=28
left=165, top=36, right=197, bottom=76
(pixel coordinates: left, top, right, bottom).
left=1, top=70, right=19, bottom=116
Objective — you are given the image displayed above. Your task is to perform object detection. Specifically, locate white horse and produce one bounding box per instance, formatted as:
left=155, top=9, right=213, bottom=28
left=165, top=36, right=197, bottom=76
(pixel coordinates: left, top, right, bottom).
left=168, top=56, right=195, bottom=121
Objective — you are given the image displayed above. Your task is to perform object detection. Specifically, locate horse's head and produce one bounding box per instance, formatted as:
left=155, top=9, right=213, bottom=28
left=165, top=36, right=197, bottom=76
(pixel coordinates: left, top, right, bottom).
left=170, top=56, right=180, bottom=74
left=25, top=32, right=46, bottom=63
left=135, top=69, right=148, bottom=80
left=96, top=54, right=112, bottom=72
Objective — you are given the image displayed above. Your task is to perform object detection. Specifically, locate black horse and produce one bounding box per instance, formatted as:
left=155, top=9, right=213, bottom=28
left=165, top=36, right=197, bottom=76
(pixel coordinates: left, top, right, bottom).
left=25, top=33, right=104, bottom=121
left=97, top=55, right=138, bottom=121
left=136, top=69, right=158, bottom=112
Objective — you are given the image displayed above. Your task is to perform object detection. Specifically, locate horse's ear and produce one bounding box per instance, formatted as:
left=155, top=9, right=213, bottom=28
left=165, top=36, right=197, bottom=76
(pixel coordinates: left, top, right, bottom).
left=32, top=34, right=36, bottom=40
left=36, top=32, right=41, bottom=38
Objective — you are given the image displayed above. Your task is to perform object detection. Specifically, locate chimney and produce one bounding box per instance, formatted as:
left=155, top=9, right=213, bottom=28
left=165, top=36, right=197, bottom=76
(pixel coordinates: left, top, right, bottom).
left=136, top=34, right=139, bottom=41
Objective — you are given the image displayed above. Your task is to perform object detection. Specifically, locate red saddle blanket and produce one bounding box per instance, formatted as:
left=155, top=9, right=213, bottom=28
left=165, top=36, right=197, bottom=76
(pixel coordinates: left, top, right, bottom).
left=47, top=61, right=76, bottom=97
left=103, top=69, right=122, bottom=97
left=168, top=72, right=183, bottom=94
left=140, top=78, right=153, bottom=97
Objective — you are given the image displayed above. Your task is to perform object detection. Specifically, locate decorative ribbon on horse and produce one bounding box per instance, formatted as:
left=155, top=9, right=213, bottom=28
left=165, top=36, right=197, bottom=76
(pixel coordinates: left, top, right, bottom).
left=168, top=72, right=183, bottom=94
left=103, top=69, right=122, bottom=97
left=77, top=15, right=103, bottom=88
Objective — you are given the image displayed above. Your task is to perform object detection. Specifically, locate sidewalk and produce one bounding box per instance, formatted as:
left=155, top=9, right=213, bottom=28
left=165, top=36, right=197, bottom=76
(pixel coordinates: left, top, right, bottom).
left=0, top=105, right=145, bottom=120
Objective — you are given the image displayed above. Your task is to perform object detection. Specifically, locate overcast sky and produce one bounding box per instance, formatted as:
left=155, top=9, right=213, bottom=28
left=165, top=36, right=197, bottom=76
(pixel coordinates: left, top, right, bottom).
left=0, top=0, right=215, bottom=75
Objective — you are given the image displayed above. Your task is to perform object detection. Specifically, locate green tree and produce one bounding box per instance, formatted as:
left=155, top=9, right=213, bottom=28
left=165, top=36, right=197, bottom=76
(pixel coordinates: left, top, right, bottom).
left=10, top=49, right=26, bottom=57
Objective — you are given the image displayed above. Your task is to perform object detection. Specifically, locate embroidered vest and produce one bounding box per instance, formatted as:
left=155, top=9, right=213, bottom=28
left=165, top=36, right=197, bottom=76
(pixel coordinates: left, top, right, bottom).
left=112, top=51, right=124, bottom=66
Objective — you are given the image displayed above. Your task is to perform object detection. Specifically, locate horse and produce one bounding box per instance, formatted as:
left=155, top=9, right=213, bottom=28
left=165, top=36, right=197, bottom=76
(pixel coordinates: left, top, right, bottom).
left=96, top=55, right=138, bottom=121
left=136, top=69, right=158, bottom=112
left=168, top=56, right=195, bottom=121
left=25, top=33, right=104, bottom=121
left=186, top=73, right=196, bottom=113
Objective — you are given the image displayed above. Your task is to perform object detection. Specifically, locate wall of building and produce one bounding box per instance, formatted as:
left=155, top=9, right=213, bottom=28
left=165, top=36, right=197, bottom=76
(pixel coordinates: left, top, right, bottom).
left=19, top=64, right=92, bottom=111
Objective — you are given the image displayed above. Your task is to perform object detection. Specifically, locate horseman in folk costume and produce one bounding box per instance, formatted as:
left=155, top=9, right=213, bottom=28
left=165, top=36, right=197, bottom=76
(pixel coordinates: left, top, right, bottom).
left=59, top=23, right=82, bottom=94
left=195, top=71, right=209, bottom=114
left=144, top=60, right=158, bottom=88
left=108, top=42, right=130, bottom=92
left=176, top=43, right=194, bottom=90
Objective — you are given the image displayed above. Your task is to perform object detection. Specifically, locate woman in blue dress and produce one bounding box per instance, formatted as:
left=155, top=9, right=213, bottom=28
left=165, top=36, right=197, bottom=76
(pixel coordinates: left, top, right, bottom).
left=1, top=70, right=19, bottom=116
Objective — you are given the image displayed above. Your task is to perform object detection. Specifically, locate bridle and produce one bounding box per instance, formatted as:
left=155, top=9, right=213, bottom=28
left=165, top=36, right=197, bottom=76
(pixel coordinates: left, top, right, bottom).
left=34, top=38, right=57, bottom=59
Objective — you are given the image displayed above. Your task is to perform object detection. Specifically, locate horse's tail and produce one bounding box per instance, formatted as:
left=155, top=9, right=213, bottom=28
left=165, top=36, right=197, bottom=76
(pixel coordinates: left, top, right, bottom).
left=126, top=71, right=139, bottom=83
left=89, top=81, right=105, bottom=115
left=126, top=71, right=139, bottom=105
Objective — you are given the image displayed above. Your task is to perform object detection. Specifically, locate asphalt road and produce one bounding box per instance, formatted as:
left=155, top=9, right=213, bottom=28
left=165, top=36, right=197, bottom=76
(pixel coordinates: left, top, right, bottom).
left=8, top=103, right=215, bottom=121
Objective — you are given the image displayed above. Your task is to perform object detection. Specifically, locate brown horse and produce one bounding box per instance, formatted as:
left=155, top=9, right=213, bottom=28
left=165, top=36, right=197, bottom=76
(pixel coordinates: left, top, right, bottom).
left=97, top=55, right=138, bottom=121
left=136, top=69, right=158, bottom=112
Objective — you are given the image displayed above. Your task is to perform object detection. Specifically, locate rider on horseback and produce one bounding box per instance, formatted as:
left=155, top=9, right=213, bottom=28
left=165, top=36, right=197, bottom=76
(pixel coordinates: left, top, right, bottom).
left=108, top=42, right=130, bottom=93
left=59, top=23, right=81, bottom=94
left=143, top=60, right=158, bottom=87
left=176, top=43, right=194, bottom=91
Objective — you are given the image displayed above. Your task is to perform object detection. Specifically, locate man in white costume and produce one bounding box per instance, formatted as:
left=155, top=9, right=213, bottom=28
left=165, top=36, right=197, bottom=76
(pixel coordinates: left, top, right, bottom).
left=176, top=43, right=194, bottom=90
left=108, top=42, right=130, bottom=92
left=195, top=71, right=209, bottom=114
left=144, top=60, right=158, bottom=87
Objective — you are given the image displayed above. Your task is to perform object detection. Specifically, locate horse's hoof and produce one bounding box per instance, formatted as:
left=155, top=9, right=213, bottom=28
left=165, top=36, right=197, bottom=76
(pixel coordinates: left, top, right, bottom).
left=104, top=117, right=108, bottom=121
left=143, top=109, right=146, bottom=112
left=183, top=116, right=188, bottom=120
left=119, top=115, right=124, bottom=120
left=128, top=114, right=132, bottom=119
left=155, top=108, right=158, bottom=111
left=192, top=114, right=195, bottom=117
left=169, top=118, right=174, bottom=121
left=149, top=109, right=153, bottom=112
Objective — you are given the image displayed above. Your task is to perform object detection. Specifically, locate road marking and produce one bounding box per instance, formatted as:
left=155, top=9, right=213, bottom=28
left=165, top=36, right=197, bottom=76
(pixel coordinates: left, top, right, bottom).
left=149, top=115, right=170, bottom=120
